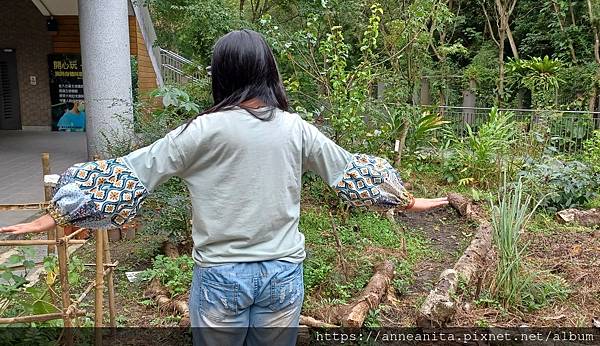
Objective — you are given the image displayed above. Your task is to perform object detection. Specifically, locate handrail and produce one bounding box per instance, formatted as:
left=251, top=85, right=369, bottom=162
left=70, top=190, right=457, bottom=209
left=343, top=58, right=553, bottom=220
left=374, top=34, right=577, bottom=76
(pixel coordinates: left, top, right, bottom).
left=159, top=48, right=203, bottom=84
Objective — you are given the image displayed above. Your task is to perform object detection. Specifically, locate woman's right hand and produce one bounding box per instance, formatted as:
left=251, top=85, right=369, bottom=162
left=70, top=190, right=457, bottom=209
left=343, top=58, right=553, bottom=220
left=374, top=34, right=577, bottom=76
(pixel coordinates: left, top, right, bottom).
left=0, top=214, right=56, bottom=235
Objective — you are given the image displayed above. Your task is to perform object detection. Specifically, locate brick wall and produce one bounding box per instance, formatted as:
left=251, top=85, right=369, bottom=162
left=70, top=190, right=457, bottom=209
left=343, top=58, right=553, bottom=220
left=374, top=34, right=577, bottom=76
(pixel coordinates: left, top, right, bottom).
left=0, top=0, right=53, bottom=127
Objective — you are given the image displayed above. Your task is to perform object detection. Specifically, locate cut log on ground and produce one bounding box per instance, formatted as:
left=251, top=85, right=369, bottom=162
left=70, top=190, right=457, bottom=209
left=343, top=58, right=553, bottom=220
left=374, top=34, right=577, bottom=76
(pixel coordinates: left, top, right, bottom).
left=299, top=315, right=338, bottom=328
left=336, top=260, right=395, bottom=327
left=162, top=241, right=180, bottom=258
left=556, top=208, right=600, bottom=227
left=417, top=193, right=494, bottom=327
left=144, top=278, right=190, bottom=326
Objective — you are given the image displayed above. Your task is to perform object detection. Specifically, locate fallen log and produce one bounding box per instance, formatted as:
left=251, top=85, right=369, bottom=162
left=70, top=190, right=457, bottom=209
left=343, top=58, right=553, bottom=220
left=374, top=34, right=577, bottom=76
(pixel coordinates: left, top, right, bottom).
left=556, top=208, right=600, bottom=227
left=338, top=260, right=395, bottom=327
left=299, top=315, right=338, bottom=328
left=417, top=193, right=494, bottom=327
left=144, top=278, right=190, bottom=326
left=162, top=241, right=180, bottom=258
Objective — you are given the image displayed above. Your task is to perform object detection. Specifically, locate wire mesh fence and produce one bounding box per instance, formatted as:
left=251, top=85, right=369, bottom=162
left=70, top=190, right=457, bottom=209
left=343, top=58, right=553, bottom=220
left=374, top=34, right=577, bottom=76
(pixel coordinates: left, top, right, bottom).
left=439, top=106, right=600, bottom=153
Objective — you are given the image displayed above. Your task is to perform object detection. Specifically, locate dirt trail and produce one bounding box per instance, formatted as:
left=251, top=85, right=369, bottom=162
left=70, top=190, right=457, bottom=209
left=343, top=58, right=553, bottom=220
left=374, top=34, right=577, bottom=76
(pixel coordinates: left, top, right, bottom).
left=380, top=207, right=475, bottom=326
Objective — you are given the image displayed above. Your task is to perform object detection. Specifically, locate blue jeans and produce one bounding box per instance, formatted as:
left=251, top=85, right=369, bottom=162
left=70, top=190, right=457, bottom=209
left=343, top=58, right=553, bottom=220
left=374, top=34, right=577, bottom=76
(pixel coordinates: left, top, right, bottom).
left=189, top=260, right=304, bottom=346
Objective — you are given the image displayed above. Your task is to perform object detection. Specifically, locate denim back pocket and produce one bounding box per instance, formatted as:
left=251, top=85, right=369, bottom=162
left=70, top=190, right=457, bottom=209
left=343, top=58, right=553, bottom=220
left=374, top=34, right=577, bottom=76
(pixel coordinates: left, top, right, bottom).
left=268, top=264, right=304, bottom=312
left=198, top=273, right=238, bottom=323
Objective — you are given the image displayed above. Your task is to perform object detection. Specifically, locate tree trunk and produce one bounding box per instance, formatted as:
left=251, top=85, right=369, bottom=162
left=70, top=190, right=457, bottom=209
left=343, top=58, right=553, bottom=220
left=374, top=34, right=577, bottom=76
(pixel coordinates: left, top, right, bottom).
left=498, top=29, right=506, bottom=105
left=506, top=25, right=519, bottom=59
left=588, top=0, right=600, bottom=64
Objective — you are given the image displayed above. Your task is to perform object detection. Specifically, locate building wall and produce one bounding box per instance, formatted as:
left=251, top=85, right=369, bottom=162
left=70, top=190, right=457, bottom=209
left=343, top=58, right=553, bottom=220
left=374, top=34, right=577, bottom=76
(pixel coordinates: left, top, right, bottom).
left=0, top=7, right=158, bottom=129
left=135, top=22, right=158, bottom=94
left=0, top=0, right=53, bottom=127
left=52, top=15, right=157, bottom=97
left=52, top=16, right=138, bottom=55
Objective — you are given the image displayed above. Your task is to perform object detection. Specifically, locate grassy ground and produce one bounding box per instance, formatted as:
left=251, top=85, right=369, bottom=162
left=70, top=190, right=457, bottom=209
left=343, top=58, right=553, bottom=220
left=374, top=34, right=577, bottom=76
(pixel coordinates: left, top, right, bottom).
left=453, top=213, right=600, bottom=327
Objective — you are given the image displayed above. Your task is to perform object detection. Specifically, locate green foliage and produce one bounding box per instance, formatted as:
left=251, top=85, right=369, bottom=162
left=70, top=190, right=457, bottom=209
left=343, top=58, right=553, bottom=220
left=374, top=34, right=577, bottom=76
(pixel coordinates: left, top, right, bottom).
left=583, top=130, right=600, bottom=173
left=506, top=56, right=564, bottom=109
left=148, top=0, right=242, bottom=63
left=488, top=178, right=568, bottom=311
left=441, top=108, right=517, bottom=187
left=128, top=86, right=203, bottom=241
left=141, top=255, right=194, bottom=298
left=364, top=308, right=381, bottom=328
left=0, top=251, right=74, bottom=326
left=463, top=43, right=499, bottom=106
left=519, top=156, right=600, bottom=211
left=490, top=179, right=539, bottom=309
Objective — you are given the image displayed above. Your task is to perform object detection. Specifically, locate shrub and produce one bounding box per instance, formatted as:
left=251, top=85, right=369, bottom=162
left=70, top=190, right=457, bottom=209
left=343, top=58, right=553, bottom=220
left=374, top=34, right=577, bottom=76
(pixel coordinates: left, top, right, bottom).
left=441, top=107, right=517, bottom=187
left=583, top=130, right=600, bottom=173
left=490, top=178, right=568, bottom=311
left=519, top=156, right=600, bottom=212
left=141, top=255, right=194, bottom=298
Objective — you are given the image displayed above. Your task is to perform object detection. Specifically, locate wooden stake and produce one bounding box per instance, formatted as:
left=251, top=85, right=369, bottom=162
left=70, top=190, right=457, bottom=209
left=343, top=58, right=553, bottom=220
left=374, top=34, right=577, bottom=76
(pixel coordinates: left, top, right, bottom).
left=95, top=231, right=104, bottom=345
left=56, top=226, right=73, bottom=346
left=102, top=230, right=117, bottom=328
left=42, top=153, right=55, bottom=255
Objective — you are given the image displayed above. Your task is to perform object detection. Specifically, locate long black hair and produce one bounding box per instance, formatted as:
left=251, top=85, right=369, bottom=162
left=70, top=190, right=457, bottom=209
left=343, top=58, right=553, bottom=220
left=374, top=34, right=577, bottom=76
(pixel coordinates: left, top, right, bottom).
left=183, top=29, right=288, bottom=129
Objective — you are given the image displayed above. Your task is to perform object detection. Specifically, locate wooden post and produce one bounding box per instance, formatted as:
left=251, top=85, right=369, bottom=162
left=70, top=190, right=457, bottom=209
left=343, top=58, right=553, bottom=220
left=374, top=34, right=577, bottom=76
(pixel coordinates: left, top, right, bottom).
left=102, top=230, right=117, bottom=328
left=42, top=153, right=55, bottom=255
left=56, top=226, right=73, bottom=346
left=95, top=231, right=104, bottom=345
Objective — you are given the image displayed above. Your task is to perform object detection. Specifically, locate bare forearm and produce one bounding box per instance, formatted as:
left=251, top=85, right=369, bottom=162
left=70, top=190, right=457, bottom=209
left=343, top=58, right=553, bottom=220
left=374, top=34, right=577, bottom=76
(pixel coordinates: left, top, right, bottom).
left=0, top=214, right=56, bottom=235
left=404, top=197, right=449, bottom=212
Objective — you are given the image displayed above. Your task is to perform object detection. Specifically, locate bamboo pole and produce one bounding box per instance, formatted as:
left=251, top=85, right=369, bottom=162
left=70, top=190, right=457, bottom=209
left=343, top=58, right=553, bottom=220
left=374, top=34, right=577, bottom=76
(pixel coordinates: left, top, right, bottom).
left=83, top=262, right=118, bottom=268
left=56, top=226, right=73, bottom=346
left=42, top=153, right=55, bottom=255
left=0, top=239, right=86, bottom=246
left=64, top=228, right=87, bottom=241
left=95, top=231, right=104, bottom=345
left=0, top=310, right=85, bottom=324
left=0, top=203, right=48, bottom=211
left=102, top=231, right=117, bottom=328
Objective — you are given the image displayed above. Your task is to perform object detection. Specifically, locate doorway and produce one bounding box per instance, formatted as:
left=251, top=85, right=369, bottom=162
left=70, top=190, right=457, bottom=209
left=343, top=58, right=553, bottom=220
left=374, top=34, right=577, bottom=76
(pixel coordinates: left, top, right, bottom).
left=0, top=49, right=21, bottom=130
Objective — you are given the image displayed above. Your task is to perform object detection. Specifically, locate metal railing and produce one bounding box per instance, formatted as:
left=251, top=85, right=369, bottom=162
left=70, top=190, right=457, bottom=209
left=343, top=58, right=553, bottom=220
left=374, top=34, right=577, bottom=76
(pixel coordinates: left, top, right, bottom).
left=159, top=48, right=203, bottom=85
left=439, top=106, right=600, bottom=153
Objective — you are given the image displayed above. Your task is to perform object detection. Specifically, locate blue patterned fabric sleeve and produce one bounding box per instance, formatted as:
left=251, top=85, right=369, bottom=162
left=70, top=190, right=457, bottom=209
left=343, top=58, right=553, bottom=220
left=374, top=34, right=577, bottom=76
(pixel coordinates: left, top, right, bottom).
left=334, top=154, right=414, bottom=211
left=46, top=158, right=149, bottom=230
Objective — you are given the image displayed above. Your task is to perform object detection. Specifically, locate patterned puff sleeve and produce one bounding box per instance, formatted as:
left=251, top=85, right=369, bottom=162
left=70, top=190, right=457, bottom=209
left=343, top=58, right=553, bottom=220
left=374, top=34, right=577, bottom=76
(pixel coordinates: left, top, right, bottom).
left=46, top=158, right=149, bottom=230
left=335, top=154, right=415, bottom=211
left=301, top=119, right=415, bottom=211
left=46, top=128, right=185, bottom=230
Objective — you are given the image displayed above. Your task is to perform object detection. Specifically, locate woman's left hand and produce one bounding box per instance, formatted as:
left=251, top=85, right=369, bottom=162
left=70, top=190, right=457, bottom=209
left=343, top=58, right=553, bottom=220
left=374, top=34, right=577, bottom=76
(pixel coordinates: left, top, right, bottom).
left=405, top=197, right=449, bottom=212
left=0, top=214, right=56, bottom=235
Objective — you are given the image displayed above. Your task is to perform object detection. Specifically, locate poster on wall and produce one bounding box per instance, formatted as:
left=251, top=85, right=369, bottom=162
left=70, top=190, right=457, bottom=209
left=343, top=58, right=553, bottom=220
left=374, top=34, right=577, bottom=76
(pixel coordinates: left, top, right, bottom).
left=48, top=54, right=86, bottom=132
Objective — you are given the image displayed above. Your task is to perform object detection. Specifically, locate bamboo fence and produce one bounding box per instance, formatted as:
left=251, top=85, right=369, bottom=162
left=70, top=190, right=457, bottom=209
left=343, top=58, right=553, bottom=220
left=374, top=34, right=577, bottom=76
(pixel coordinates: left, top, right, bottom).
left=0, top=153, right=118, bottom=346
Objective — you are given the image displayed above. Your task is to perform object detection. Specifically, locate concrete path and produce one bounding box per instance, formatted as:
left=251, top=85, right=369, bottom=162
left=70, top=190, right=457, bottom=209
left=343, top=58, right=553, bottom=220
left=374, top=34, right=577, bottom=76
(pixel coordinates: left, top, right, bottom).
left=0, top=130, right=87, bottom=227
left=0, top=131, right=87, bottom=284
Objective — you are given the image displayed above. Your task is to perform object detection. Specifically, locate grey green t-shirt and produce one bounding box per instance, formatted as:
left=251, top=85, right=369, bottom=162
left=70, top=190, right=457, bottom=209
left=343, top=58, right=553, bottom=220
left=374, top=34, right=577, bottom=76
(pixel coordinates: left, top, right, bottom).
left=123, top=108, right=352, bottom=266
